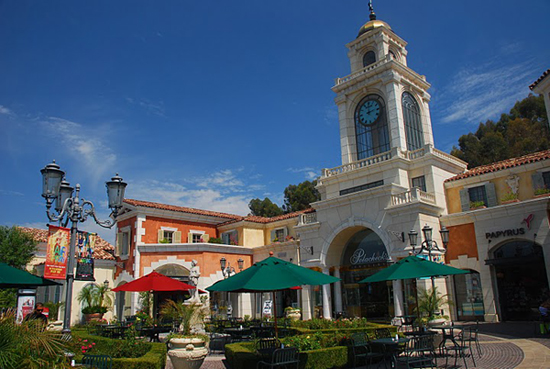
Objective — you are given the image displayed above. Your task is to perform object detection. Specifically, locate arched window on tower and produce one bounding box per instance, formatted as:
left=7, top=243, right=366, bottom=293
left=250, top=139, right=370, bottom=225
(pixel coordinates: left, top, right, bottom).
left=363, top=51, right=376, bottom=68
left=402, top=92, right=424, bottom=151
left=354, top=94, right=390, bottom=160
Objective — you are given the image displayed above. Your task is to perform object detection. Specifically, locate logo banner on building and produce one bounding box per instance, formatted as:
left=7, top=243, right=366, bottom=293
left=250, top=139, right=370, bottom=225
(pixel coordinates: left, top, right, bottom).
left=45, top=225, right=70, bottom=280
left=75, top=231, right=96, bottom=281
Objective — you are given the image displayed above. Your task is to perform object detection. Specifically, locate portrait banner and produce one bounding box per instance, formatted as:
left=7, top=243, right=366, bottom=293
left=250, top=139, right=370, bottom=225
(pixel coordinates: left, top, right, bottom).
left=75, top=231, right=96, bottom=281
left=44, top=225, right=70, bottom=280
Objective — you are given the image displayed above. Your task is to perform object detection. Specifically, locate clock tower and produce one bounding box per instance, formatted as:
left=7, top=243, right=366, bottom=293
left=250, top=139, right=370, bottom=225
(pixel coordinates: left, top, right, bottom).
left=296, top=3, right=467, bottom=321
left=333, top=5, right=434, bottom=165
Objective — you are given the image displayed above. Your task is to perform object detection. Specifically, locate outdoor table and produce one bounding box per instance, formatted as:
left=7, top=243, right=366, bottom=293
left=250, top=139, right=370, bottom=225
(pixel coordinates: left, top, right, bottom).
left=429, top=324, right=462, bottom=351
left=138, top=326, right=171, bottom=342
left=372, top=337, right=410, bottom=368
left=224, top=327, right=252, bottom=342
left=404, top=329, right=437, bottom=337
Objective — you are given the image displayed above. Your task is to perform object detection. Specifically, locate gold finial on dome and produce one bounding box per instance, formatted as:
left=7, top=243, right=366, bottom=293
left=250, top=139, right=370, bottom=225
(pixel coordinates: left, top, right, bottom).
left=368, top=0, right=376, bottom=20
left=357, top=0, right=391, bottom=38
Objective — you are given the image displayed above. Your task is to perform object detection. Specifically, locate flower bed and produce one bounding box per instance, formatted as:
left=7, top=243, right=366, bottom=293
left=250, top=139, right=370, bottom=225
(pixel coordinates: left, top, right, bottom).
left=71, top=330, right=166, bottom=369
left=225, top=323, right=396, bottom=369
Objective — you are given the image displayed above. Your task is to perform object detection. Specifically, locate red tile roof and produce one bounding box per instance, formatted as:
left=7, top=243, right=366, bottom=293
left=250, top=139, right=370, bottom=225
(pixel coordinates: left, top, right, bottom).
left=18, top=226, right=115, bottom=260
left=530, top=69, right=550, bottom=90
left=124, top=198, right=315, bottom=225
left=124, top=199, right=243, bottom=220
left=445, top=149, right=550, bottom=182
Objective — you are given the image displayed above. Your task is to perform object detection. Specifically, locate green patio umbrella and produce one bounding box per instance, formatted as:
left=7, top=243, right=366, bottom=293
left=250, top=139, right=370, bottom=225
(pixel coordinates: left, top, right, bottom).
left=206, top=255, right=340, bottom=336
left=359, top=255, right=468, bottom=283
left=359, top=255, right=468, bottom=323
left=0, top=262, right=62, bottom=288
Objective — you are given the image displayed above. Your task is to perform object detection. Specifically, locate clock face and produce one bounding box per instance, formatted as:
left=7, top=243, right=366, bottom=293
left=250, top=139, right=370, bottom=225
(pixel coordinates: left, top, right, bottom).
left=358, top=99, right=381, bottom=125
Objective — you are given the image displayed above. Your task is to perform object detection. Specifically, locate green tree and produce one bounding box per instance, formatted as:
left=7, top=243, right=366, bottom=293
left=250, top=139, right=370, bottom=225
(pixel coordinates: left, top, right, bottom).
left=0, top=226, right=37, bottom=268
left=0, top=226, right=38, bottom=309
left=248, top=198, right=283, bottom=217
left=451, top=94, right=550, bottom=168
left=282, top=180, right=320, bottom=213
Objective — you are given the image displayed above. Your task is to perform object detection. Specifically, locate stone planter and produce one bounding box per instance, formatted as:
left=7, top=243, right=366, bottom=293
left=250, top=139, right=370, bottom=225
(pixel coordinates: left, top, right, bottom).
left=167, top=337, right=208, bottom=369
left=501, top=199, right=520, bottom=204
left=83, top=313, right=104, bottom=323
left=285, top=309, right=301, bottom=321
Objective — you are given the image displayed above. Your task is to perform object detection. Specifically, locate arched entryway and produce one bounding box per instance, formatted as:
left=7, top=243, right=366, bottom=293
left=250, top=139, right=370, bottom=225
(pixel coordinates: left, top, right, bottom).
left=153, top=264, right=191, bottom=319
left=487, top=240, right=548, bottom=321
left=339, top=228, right=392, bottom=320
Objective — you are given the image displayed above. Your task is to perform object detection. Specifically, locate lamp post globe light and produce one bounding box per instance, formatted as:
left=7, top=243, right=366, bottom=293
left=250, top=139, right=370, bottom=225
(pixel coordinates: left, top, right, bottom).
left=40, top=160, right=127, bottom=334
left=219, top=258, right=244, bottom=318
left=408, top=224, right=449, bottom=289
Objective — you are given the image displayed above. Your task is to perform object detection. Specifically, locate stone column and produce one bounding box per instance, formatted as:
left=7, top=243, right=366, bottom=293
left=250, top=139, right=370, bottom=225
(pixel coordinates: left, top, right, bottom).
left=333, top=268, right=343, bottom=314
left=322, top=267, right=332, bottom=319
left=392, top=279, right=404, bottom=318
left=301, top=286, right=313, bottom=320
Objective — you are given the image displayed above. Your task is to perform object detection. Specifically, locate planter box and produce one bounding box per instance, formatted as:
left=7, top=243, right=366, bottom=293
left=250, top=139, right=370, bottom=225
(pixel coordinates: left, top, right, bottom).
left=501, top=199, right=520, bottom=204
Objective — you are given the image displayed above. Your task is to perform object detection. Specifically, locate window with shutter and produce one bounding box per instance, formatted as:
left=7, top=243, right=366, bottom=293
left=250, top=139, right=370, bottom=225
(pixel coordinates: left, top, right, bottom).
left=468, top=186, right=487, bottom=208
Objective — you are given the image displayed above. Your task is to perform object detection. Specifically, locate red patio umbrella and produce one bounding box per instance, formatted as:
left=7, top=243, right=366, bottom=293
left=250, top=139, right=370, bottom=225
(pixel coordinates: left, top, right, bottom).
left=111, top=271, right=197, bottom=292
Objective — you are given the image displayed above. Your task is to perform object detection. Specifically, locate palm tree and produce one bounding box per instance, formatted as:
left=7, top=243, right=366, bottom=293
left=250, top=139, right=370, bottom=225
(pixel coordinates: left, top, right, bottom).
left=159, top=299, right=206, bottom=336
left=417, top=286, right=451, bottom=326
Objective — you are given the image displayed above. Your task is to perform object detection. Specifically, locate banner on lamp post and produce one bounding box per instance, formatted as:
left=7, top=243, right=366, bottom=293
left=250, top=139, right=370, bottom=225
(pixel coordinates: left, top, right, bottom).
left=44, top=225, right=70, bottom=280
left=75, top=231, right=96, bottom=281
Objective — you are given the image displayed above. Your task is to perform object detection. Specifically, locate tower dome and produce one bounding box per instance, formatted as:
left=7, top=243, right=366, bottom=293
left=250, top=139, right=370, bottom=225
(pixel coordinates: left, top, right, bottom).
left=357, top=19, right=391, bottom=38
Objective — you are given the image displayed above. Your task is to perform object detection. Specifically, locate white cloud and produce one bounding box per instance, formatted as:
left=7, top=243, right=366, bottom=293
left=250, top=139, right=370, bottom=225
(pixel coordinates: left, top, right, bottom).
left=287, top=167, right=319, bottom=180
left=128, top=179, right=251, bottom=215
left=125, top=97, right=166, bottom=117
left=0, top=105, right=14, bottom=116
left=437, top=60, right=535, bottom=125
left=323, top=105, right=338, bottom=125
left=0, top=189, right=24, bottom=196
left=40, top=117, right=117, bottom=185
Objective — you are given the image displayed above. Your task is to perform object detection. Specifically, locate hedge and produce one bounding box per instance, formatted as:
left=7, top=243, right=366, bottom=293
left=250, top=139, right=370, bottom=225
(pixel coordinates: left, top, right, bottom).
left=71, top=330, right=166, bottom=369
left=225, top=342, right=349, bottom=369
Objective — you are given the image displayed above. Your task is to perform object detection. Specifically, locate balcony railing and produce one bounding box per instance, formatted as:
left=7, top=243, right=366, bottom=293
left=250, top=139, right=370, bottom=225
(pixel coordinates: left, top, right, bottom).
left=321, top=145, right=466, bottom=179
left=334, top=56, right=389, bottom=86
left=298, top=212, right=317, bottom=226
left=390, top=188, right=436, bottom=206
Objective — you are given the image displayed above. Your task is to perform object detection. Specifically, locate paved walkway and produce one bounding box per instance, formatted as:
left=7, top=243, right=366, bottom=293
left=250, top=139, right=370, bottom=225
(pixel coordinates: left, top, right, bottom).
left=165, top=321, right=550, bottom=369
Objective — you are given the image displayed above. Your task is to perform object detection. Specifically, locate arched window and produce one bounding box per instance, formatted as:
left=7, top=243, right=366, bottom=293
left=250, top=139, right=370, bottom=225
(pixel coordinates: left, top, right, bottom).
left=354, top=94, right=390, bottom=160
left=402, top=92, right=424, bottom=151
left=155, top=264, right=190, bottom=281
left=363, top=51, right=376, bottom=68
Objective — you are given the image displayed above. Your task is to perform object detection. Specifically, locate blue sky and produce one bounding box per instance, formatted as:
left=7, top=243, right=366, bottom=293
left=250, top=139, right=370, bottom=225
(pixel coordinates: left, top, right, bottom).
left=1, top=0, right=549, bottom=244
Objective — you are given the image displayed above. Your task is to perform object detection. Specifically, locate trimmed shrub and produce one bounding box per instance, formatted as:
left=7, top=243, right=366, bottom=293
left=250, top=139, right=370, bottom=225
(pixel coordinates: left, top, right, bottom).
left=70, top=330, right=166, bottom=369
left=298, top=346, right=348, bottom=369
left=224, top=341, right=259, bottom=369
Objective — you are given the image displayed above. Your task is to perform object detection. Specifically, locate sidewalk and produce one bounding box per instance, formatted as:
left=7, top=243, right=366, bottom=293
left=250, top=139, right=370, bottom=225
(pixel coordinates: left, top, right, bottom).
left=165, top=321, right=550, bottom=369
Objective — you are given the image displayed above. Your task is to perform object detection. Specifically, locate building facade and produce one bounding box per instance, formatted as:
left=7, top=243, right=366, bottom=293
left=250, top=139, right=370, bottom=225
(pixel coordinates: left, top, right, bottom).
left=106, top=14, right=550, bottom=324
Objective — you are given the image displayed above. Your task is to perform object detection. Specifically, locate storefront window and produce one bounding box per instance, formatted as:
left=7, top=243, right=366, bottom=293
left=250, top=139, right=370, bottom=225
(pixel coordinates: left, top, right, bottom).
left=453, top=270, right=485, bottom=321
left=340, top=229, right=392, bottom=319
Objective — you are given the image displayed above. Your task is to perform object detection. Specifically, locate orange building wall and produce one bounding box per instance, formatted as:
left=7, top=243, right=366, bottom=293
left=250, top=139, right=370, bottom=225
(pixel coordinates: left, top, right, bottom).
left=142, top=216, right=218, bottom=244
left=114, top=216, right=137, bottom=280
left=446, top=223, right=478, bottom=261
left=140, top=252, right=253, bottom=278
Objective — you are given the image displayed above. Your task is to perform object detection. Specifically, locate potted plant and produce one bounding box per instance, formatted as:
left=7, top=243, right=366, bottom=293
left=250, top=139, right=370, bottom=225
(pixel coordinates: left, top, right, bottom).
left=534, top=187, right=550, bottom=197
left=501, top=191, right=519, bottom=204
left=160, top=298, right=209, bottom=369
left=469, top=200, right=486, bottom=210
left=77, top=283, right=113, bottom=322
left=284, top=306, right=301, bottom=320
left=416, top=287, right=451, bottom=328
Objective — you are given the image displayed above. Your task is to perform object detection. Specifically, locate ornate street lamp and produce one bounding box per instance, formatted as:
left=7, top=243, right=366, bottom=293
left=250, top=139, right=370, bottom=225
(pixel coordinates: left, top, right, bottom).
left=219, top=257, right=244, bottom=318
left=408, top=224, right=449, bottom=289
left=40, top=160, right=127, bottom=334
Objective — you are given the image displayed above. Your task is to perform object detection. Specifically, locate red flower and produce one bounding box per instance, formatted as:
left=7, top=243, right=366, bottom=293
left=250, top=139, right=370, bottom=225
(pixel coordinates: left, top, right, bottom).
left=89, top=344, right=93, bottom=348
left=82, top=350, right=86, bottom=353
left=92, top=342, right=96, bottom=346
left=81, top=346, right=86, bottom=350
